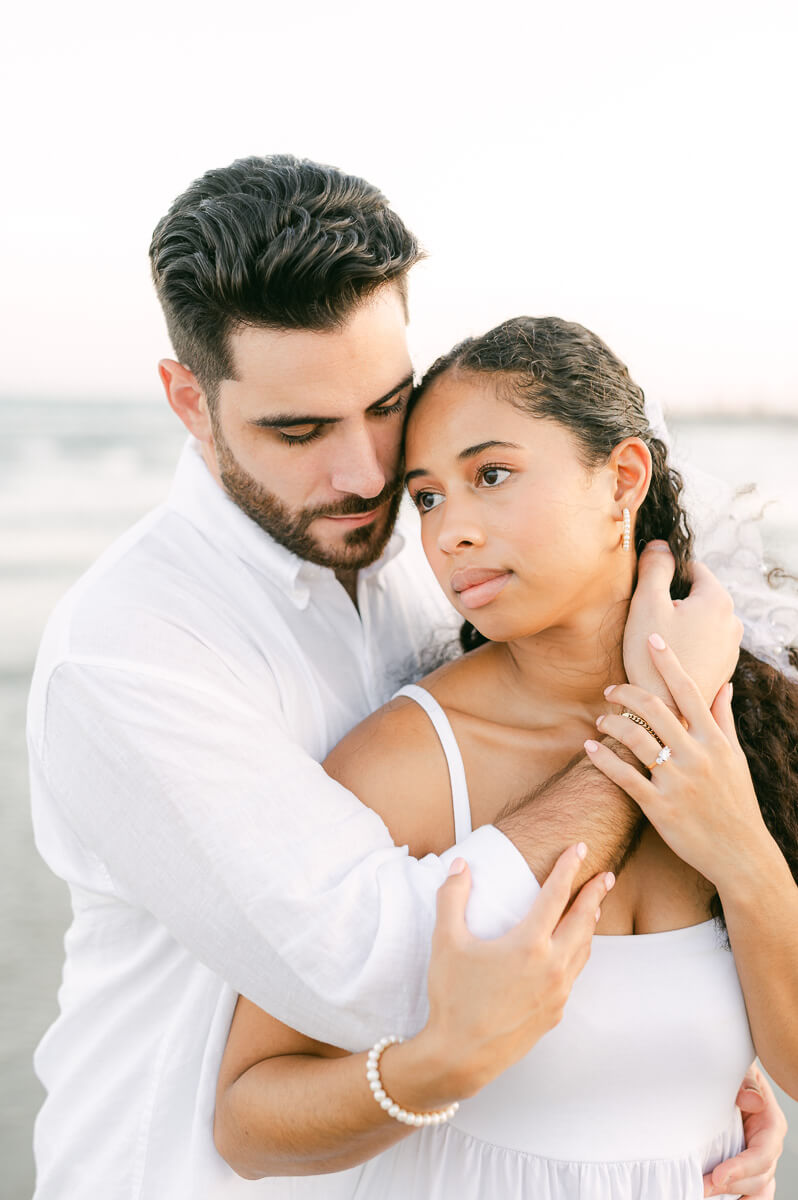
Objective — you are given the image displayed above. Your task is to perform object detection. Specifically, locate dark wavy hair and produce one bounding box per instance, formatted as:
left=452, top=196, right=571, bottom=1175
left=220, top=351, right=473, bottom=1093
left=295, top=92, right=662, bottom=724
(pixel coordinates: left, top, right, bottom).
left=149, top=154, right=423, bottom=404
left=412, top=316, right=798, bottom=895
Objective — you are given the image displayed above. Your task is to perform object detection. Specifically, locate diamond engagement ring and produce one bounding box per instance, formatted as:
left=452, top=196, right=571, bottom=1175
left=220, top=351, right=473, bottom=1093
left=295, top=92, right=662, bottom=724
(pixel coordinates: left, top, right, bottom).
left=647, top=745, right=672, bottom=771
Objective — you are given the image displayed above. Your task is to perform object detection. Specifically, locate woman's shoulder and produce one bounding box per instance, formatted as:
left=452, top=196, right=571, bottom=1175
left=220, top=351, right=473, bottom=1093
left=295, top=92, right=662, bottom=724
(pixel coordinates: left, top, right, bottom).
left=323, top=691, right=458, bottom=857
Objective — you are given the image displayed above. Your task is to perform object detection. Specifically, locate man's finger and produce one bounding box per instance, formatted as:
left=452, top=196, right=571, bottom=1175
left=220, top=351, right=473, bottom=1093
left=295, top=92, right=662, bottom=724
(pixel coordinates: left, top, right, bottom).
left=711, top=682, right=740, bottom=746
left=682, top=559, right=727, bottom=602
left=434, top=859, right=473, bottom=943
left=513, top=843, right=587, bottom=941
left=647, top=636, right=715, bottom=731
left=634, top=541, right=676, bottom=607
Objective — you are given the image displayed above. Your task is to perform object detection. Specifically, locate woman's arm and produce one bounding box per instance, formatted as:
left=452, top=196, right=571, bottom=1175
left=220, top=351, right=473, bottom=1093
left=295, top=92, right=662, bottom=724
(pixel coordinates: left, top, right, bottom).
left=586, top=637, right=798, bottom=1099
left=214, top=844, right=612, bottom=1178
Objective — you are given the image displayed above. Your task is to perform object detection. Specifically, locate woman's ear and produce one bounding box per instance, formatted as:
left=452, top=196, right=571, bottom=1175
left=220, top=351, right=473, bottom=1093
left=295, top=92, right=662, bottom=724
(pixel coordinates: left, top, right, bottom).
left=158, top=360, right=214, bottom=446
left=610, top=436, right=652, bottom=516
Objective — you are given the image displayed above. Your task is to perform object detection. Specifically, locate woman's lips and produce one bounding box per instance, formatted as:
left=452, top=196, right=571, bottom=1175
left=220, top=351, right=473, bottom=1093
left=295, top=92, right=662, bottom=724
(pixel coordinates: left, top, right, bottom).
left=450, top=568, right=512, bottom=610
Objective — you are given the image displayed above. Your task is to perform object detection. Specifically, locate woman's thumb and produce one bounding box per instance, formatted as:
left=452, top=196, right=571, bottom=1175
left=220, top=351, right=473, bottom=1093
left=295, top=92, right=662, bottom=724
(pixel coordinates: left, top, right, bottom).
left=435, top=858, right=472, bottom=940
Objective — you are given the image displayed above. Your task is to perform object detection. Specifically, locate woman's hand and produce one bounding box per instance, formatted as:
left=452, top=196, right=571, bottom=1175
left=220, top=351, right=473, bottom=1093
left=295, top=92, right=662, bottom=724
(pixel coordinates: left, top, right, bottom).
left=406, top=844, right=615, bottom=1101
left=584, top=635, right=774, bottom=892
left=704, top=1065, right=786, bottom=1198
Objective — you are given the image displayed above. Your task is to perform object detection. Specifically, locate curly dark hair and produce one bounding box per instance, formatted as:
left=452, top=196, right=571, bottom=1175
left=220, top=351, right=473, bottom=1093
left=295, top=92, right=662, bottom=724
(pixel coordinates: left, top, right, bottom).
left=149, top=154, right=423, bottom=404
left=412, top=316, right=798, bottom=895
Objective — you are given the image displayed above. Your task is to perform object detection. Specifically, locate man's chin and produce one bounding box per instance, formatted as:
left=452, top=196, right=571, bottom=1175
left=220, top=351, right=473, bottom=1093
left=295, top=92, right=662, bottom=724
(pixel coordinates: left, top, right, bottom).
left=310, top=508, right=394, bottom=571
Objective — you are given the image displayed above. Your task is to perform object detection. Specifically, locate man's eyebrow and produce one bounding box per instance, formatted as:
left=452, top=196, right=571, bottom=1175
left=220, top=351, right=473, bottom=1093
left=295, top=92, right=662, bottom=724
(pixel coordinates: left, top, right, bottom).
left=405, top=441, right=523, bottom=485
left=249, top=374, right=414, bottom=429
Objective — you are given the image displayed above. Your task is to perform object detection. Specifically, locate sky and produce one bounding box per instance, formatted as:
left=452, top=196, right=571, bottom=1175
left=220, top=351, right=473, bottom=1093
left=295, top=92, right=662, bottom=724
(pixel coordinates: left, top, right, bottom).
left=2, top=0, right=797, bottom=411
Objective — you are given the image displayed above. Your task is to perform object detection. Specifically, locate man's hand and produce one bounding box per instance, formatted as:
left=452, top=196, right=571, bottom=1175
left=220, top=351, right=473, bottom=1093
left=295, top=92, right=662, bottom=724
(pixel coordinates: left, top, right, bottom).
left=624, top=542, right=743, bottom=708
left=704, top=1065, right=786, bottom=1198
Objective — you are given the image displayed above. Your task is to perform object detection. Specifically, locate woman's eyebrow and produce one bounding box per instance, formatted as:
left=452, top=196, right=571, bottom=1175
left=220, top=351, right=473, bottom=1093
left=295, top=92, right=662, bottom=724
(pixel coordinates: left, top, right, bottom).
left=457, top=440, right=522, bottom=460
left=249, top=374, right=414, bottom=429
left=405, top=440, right=522, bottom=485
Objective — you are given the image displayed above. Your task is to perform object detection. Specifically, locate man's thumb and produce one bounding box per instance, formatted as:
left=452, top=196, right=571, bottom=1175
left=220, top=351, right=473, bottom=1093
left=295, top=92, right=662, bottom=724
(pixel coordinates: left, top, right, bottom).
left=710, top=681, right=739, bottom=745
left=635, top=540, right=676, bottom=596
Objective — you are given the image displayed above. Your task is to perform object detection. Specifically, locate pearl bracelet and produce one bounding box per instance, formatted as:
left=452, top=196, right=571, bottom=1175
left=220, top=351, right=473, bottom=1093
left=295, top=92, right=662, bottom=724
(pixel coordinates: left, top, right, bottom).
left=366, top=1035, right=460, bottom=1127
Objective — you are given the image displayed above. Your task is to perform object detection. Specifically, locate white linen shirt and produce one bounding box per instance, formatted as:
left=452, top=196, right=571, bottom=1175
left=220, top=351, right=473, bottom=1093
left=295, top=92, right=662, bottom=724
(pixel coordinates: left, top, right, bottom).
left=27, top=439, right=540, bottom=1200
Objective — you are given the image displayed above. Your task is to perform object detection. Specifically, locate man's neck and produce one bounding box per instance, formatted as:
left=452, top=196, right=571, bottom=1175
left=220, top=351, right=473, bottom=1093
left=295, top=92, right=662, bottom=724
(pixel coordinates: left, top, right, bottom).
left=335, top=569, right=360, bottom=609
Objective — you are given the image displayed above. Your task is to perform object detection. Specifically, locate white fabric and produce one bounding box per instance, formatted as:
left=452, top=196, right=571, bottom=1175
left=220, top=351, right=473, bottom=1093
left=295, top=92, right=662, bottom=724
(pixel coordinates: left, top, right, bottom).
left=392, top=683, right=472, bottom=842
left=26, top=438, right=541, bottom=1200
left=358, top=691, right=756, bottom=1199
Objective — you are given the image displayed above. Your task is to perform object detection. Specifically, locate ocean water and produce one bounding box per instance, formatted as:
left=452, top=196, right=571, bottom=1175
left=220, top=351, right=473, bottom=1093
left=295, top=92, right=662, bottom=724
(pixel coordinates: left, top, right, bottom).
left=2, top=396, right=797, bottom=1198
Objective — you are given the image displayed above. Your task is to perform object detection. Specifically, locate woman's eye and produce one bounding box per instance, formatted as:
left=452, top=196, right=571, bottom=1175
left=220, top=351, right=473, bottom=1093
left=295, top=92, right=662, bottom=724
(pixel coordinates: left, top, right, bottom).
left=479, top=465, right=511, bottom=487
left=414, top=490, right=444, bottom=513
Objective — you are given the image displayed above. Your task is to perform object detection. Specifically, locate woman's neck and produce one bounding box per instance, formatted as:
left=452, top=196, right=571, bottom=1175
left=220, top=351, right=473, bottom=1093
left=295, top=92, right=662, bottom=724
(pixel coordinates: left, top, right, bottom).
left=489, top=580, right=632, bottom=723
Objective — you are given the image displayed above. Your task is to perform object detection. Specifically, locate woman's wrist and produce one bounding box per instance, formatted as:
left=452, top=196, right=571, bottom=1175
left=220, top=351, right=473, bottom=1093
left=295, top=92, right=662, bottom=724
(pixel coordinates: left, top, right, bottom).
left=375, top=1028, right=476, bottom=1117
left=716, top=828, right=792, bottom=912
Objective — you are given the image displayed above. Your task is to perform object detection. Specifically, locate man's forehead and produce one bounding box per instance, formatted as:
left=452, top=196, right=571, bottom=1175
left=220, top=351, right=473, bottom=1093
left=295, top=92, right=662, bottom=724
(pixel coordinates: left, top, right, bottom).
left=225, top=291, right=411, bottom=413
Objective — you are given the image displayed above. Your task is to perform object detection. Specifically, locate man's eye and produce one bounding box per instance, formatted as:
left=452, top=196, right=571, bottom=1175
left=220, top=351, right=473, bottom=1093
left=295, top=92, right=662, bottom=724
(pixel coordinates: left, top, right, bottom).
left=478, top=465, right=511, bottom=487
left=413, top=490, right=444, bottom=513
left=276, top=426, right=323, bottom=446
left=371, top=396, right=407, bottom=418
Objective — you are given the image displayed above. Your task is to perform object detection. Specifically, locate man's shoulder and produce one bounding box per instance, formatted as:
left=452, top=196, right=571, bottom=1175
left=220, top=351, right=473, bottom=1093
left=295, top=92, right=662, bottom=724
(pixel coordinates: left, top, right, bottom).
left=31, top=501, right=280, bottom=690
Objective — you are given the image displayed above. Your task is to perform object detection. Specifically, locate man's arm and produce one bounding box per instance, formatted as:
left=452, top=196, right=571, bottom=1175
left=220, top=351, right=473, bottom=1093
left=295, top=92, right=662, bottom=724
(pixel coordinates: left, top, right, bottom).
left=496, top=742, right=644, bottom=893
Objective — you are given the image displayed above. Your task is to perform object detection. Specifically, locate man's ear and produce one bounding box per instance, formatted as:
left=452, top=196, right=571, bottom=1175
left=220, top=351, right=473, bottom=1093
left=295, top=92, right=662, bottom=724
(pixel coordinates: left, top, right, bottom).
left=610, top=436, right=652, bottom=519
left=158, top=360, right=213, bottom=446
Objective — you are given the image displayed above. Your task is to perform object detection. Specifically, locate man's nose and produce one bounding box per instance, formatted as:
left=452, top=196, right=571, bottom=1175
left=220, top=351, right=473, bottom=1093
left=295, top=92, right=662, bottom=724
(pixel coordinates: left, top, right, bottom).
left=329, top=427, right=387, bottom=499
left=436, top=494, right=485, bottom=554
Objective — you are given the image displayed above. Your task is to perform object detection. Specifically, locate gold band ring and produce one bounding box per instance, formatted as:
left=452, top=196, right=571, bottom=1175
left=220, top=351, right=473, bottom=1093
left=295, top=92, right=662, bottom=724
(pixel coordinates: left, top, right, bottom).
left=621, top=711, right=664, bottom=747
left=646, top=745, right=672, bottom=771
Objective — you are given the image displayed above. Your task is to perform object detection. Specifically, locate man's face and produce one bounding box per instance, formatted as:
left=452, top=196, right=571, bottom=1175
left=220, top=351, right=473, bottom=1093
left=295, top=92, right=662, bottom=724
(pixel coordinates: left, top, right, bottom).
left=206, top=286, right=413, bottom=572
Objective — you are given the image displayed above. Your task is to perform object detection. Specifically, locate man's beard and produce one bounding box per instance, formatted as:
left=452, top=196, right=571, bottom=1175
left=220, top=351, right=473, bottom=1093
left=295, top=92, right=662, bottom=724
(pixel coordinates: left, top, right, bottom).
left=212, top=423, right=404, bottom=571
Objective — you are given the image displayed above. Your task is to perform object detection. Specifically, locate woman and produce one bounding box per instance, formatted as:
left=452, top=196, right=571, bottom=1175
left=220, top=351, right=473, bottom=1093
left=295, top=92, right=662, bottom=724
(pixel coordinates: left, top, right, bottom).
left=214, top=317, right=798, bottom=1198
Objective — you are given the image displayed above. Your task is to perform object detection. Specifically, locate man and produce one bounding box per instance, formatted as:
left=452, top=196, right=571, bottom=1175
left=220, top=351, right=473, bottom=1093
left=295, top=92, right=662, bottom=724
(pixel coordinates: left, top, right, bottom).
left=28, top=154, right=784, bottom=1198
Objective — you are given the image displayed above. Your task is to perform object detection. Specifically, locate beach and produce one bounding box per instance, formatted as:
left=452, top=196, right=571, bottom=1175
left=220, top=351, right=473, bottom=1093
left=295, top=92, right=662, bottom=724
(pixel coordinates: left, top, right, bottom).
left=2, top=396, right=797, bottom=1197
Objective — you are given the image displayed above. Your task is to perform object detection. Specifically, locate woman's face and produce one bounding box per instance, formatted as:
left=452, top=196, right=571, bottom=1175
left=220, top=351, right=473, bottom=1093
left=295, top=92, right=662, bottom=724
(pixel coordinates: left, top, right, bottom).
left=404, top=370, right=630, bottom=642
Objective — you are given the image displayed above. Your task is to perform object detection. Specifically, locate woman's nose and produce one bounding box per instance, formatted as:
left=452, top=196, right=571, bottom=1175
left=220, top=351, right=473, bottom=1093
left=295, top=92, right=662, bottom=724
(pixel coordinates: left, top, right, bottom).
left=436, top=496, right=485, bottom=555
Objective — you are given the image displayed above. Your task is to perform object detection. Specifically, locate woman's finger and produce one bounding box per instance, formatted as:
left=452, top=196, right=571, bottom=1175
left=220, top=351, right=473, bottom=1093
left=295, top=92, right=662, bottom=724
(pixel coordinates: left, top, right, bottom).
left=552, top=869, right=615, bottom=962
left=583, top=739, right=657, bottom=811
left=434, top=859, right=473, bottom=945
left=647, top=635, right=716, bottom=731
left=514, top=843, right=588, bottom=941
left=601, top=684, right=686, bottom=750
left=596, top=713, right=665, bottom=772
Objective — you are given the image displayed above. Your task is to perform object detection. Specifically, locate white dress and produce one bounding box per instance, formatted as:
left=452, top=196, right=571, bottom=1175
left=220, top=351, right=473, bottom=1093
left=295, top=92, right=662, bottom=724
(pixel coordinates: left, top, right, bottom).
left=350, top=684, right=755, bottom=1200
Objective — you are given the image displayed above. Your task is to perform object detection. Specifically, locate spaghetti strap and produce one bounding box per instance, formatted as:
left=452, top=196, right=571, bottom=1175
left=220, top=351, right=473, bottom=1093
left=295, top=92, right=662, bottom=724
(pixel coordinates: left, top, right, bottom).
left=392, top=684, right=473, bottom=842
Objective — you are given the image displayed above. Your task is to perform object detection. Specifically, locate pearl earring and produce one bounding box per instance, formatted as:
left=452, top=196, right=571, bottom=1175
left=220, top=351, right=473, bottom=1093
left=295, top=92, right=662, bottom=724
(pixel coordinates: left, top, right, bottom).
left=622, top=508, right=631, bottom=552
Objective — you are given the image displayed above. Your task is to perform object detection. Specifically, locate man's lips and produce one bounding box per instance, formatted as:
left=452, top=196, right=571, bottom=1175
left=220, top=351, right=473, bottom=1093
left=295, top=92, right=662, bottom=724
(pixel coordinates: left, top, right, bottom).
left=450, top=567, right=512, bottom=610
left=318, top=508, right=381, bottom=528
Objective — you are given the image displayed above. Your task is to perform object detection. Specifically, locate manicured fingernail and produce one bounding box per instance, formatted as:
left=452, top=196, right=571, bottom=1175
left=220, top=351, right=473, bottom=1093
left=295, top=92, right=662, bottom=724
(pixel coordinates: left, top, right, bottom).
left=584, top=739, right=599, bottom=753
left=605, top=872, right=615, bottom=889
left=728, top=681, right=734, bottom=699
left=649, top=633, right=666, bottom=650
left=648, top=540, right=671, bottom=552
left=448, top=858, right=466, bottom=876
left=576, top=842, right=588, bottom=860
left=603, top=685, right=616, bottom=697
left=595, top=714, right=605, bottom=727
left=595, top=908, right=602, bottom=922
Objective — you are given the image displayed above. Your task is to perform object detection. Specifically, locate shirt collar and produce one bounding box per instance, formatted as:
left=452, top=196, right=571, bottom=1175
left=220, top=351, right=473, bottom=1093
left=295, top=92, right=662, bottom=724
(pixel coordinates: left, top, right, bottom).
left=166, top=438, right=407, bottom=609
